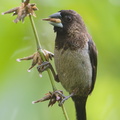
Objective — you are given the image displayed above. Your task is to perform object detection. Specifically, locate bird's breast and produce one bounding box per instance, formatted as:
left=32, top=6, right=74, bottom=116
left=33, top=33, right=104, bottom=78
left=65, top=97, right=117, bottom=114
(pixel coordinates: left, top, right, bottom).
left=54, top=45, right=92, bottom=96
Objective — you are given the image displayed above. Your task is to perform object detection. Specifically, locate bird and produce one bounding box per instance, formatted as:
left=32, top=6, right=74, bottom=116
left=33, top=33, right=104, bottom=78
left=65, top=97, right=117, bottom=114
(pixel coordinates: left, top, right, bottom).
left=43, top=10, right=98, bottom=120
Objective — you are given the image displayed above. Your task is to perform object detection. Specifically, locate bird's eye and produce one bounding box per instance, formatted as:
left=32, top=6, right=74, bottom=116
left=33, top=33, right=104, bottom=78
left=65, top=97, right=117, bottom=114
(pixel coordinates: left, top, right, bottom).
left=64, top=15, right=72, bottom=22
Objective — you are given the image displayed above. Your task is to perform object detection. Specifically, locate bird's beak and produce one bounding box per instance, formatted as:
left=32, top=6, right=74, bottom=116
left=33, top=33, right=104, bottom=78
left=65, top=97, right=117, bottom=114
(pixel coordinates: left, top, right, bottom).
left=42, top=12, right=63, bottom=28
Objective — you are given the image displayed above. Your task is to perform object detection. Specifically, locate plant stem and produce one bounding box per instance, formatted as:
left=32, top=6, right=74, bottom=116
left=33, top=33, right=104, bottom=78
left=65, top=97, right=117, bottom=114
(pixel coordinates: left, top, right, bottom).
left=61, top=105, right=70, bottom=120
left=29, top=15, right=57, bottom=91
left=29, top=15, right=41, bottom=50
left=29, top=15, right=69, bottom=120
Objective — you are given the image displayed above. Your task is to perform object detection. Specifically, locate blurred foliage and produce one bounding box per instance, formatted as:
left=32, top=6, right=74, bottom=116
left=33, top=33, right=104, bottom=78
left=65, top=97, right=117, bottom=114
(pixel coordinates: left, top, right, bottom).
left=0, top=0, right=120, bottom=120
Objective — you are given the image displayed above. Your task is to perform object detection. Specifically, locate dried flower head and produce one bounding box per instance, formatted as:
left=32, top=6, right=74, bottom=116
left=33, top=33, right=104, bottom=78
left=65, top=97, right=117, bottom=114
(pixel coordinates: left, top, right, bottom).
left=2, top=0, right=38, bottom=23
left=32, top=90, right=63, bottom=107
left=16, top=49, right=54, bottom=73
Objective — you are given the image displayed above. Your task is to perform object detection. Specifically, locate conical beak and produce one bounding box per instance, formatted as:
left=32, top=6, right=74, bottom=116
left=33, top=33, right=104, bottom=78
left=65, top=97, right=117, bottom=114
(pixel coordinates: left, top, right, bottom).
left=42, top=12, right=63, bottom=28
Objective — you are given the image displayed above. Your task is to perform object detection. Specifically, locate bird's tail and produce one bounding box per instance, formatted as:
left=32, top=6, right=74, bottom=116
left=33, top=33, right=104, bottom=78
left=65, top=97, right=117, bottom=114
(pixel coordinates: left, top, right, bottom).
left=72, top=96, right=88, bottom=120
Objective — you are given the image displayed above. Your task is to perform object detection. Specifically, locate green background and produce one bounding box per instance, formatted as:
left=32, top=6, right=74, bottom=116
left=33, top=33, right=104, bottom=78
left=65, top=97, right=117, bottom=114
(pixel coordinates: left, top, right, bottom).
left=0, top=0, right=120, bottom=120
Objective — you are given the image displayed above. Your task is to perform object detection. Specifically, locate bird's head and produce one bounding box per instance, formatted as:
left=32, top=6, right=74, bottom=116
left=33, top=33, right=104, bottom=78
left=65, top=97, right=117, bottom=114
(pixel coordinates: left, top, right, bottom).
left=43, top=10, right=87, bottom=34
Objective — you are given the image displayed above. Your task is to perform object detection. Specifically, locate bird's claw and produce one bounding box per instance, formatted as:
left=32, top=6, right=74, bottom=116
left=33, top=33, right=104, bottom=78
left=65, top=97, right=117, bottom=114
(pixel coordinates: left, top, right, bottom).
left=37, top=61, right=59, bottom=82
left=54, top=91, right=74, bottom=106
left=37, top=61, right=50, bottom=73
left=59, top=96, right=70, bottom=106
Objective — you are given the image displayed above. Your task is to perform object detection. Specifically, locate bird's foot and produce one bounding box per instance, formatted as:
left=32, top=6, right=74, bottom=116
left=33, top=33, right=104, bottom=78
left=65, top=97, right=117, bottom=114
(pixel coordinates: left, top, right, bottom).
left=37, top=61, right=59, bottom=82
left=37, top=61, right=50, bottom=72
left=54, top=91, right=74, bottom=106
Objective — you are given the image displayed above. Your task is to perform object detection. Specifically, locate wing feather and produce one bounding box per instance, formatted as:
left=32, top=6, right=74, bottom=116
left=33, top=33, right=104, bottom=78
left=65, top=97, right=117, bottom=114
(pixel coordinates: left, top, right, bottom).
left=88, top=39, right=98, bottom=94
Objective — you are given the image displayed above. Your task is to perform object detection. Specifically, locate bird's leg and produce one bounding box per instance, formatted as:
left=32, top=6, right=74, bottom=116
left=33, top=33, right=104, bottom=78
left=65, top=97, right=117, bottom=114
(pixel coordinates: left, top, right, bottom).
left=37, top=61, right=59, bottom=82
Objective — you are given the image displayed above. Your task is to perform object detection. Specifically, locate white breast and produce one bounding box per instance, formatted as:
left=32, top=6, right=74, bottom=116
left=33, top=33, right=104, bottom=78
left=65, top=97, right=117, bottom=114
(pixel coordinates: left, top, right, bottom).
left=54, top=44, right=92, bottom=95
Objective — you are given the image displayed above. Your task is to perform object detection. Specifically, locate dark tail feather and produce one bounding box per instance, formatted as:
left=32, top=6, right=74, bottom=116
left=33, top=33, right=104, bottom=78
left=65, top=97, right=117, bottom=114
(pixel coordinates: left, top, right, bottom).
left=72, top=96, right=88, bottom=120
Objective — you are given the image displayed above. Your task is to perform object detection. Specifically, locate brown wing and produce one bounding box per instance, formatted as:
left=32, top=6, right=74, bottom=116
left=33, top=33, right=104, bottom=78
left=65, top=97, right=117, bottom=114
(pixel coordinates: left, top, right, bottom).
left=88, top=39, right=98, bottom=94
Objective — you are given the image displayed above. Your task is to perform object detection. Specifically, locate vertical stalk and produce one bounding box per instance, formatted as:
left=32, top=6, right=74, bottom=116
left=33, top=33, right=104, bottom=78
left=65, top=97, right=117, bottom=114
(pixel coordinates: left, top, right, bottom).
left=61, top=105, right=69, bottom=120
left=29, top=15, right=41, bottom=50
left=29, top=15, right=56, bottom=91
left=29, top=14, right=69, bottom=120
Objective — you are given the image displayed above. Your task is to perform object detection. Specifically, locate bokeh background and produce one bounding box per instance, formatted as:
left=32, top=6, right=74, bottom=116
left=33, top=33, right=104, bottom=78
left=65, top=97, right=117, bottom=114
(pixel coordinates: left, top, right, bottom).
left=0, top=0, right=120, bottom=120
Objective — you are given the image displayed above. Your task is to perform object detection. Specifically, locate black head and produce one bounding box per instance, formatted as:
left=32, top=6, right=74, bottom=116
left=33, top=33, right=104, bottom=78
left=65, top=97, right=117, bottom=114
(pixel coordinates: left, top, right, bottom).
left=43, top=10, right=87, bottom=34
